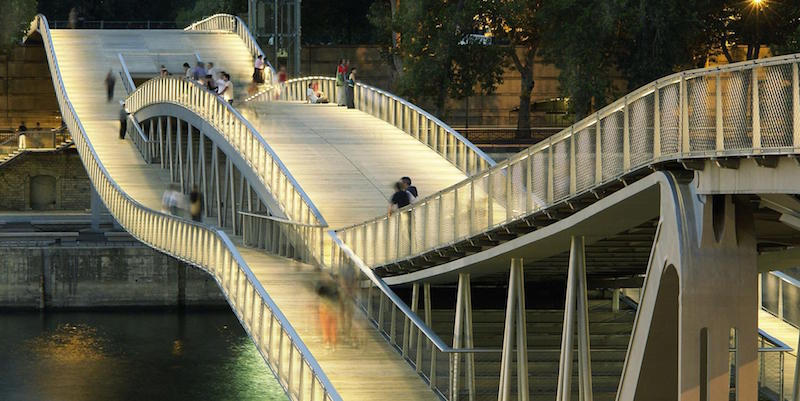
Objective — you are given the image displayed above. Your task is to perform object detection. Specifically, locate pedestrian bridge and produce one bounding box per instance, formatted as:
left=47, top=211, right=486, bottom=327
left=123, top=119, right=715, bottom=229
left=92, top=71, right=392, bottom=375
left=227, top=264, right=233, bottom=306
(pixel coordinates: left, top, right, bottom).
left=24, top=12, right=800, bottom=401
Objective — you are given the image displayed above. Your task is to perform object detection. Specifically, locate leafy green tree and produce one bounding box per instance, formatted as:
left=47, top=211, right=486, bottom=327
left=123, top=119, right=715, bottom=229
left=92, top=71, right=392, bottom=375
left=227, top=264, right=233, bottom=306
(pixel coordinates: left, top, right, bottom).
left=538, top=0, right=621, bottom=119
left=370, top=0, right=505, bottom=117
left=484, top=0, right=541, bottom=139
left=1, top=0, right=38, bottom=54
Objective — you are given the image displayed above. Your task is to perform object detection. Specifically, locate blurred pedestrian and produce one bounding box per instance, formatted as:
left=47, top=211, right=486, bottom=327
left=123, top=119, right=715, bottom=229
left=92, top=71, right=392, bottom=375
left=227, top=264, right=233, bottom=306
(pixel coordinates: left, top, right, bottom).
left=345, top=67, right=357, bottom=109
left=316, top=279, right=339, bottom=350
left=119, top=102, right=128, bottom=140
left=189, top=185, right=204, bottom=222
left=401, top=176, right=418, bottom=198
left=159, top=65, right=169, bottom=77
left=192, top=61, right=206, bottom=81
left=336, top=59, right=346, bottom=106
left=339, top=264, right=358, bottom=346
left=182, top=62, right=192, bottom=79
left=388, top=181, right=411, bottom=216
left=162, top=183, right=182, bottom=215
left=17, top=121, right=27, bottom=150
left=253, top=55, right=265, bottom=83
left=207, top=62, right=221, bottom=82
left=217, top=73, right=234, bottom=104
left=105, top=69, right=116, bottom=102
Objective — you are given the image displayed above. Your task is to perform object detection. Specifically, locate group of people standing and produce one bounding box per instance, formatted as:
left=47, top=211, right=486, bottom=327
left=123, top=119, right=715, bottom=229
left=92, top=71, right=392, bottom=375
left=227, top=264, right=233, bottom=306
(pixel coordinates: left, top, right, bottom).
left=335, top=59, right=357, bottom=109
left=181, top=61, right=234, bottom=104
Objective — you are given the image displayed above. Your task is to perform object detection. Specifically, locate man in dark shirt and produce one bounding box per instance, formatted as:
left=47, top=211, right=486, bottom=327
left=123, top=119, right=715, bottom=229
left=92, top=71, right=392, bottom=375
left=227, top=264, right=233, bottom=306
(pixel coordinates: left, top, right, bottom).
left=401, top=176, right=418, bottom=198
left=388, top=181, right=411, bottom=216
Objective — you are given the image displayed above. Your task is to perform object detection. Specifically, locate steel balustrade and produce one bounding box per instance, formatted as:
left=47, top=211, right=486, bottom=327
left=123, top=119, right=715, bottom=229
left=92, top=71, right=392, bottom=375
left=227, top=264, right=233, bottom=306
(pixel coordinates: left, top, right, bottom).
left=184, top=14, right=275, bottom=85
left=281, top=76, right=496, bottom=177
left=125, top=76, right=329, bottom=264
left=336, top=54, right=800, bottom=270
left=29, top=14, right=341, bottom=401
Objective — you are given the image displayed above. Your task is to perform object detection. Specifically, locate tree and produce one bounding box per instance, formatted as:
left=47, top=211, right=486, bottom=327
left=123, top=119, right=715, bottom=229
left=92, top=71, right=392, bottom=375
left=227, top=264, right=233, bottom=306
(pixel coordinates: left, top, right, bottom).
left=538, top=0, right=622, bottom=119
left=484, top=0, right=541, bottom=139
left=175, top=0, right=246, bottom=23
left=1, top=0, right=38, bottom=54
left=370, top=0, right=505, bottom=117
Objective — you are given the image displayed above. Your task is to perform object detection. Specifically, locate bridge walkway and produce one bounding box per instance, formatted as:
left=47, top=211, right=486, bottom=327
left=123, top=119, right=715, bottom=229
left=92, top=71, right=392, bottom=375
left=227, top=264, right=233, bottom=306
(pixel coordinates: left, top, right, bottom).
left=49, top=28, right=438, bottom=400
left=239, top=101, right=468, bottom=229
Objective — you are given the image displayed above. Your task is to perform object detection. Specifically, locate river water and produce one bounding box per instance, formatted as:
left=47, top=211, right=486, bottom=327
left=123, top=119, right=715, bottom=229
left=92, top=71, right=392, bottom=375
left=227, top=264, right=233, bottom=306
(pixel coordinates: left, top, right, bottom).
left=0, top=309, right=287, bottom=401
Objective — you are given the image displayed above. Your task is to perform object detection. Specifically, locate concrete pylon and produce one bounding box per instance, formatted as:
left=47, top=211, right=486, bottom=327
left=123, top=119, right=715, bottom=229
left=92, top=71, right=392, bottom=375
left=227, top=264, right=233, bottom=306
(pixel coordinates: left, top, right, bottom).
left=617, top=174, right=758, bottom=401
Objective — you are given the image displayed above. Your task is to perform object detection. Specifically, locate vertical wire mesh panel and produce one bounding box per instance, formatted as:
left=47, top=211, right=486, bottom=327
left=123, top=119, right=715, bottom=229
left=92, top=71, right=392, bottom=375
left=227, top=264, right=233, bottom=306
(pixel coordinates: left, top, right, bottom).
left=386, top=215, right=398, bottom=261
left=412, top=206, right=426, bottom=254
left=472, top=174, right=490, bottom=234
left=553, top=139, right=570, bottom=200
left=439, top=191, right=456, bottom=244
left=574, top=126, right=596, bottom=192
left=759, top=64, right=793, bottom=149
left=762, top=273, right=780, bottom=316
left=456, top=185, right=472, bottom=239
left=531, top=151, right=548, bottom=209
left=723, top=69, right=753, bottom=150
left=629, top=93, right=655, bottom=167
left=365, top=223, right=375, bottom=265
left=397, top=212, right=411, bottom=259
left=687, top=75, right=716, bottom=153
left=659, top=84, right=680, bottom=155
left=490, top=168, right=507, bottom=225
left=425, top=198, right=440, bottom=250
left=510, top=160, right=527, bottom=217
left=374, top=220, right=386, bottom=265
left=601, top=111, right=624, bottom=180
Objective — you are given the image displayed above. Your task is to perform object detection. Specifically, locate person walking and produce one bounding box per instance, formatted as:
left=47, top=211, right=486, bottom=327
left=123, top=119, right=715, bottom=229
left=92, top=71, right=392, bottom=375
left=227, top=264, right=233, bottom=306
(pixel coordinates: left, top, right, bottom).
left=105, top=69, right=116, bottom=102
left=345, top=67, right=357, bottom=109
left=388, top=181, right=412, bottom=216
left=336, top=59, right=346, bottom=106
left=401, top=177, right=418, bottom=198
left=119, top=103, right=128, bottom=140
left=159, top=65, right=169, bottom=77
left=162, top=183, right=182, bottom=215
left=17, top=121, right=27, bottom=150
left=192, top=61, right=206, bottom=81
left=189, top=185, right=204, bottom=222
left=253, top=55, right=265, bottom=83
left=182, top=63, right=192, bottom=79
left=217, top=73, right=234, bottom=104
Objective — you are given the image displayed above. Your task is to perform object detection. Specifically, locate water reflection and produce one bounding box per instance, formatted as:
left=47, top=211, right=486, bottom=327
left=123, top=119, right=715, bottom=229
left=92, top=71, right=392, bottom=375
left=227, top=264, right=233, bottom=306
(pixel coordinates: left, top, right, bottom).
left=0, top=310, right=287, bottom=401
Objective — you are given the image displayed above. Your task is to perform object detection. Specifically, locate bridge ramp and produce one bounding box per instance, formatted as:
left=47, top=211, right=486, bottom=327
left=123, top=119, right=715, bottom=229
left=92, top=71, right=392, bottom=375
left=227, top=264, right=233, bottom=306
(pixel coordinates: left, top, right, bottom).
left=240, top=101, right=469, bottom=229
left=49, top=29, right=437, bottom=400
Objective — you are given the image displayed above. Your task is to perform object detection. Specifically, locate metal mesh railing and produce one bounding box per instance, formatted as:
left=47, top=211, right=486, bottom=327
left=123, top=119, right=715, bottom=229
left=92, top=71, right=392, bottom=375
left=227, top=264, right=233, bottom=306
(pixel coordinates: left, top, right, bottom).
left=335, top=54, right=800, bottom=269
left=126, top=76, right=328, bottom=264
left=30, top=14, right=340, bottom=401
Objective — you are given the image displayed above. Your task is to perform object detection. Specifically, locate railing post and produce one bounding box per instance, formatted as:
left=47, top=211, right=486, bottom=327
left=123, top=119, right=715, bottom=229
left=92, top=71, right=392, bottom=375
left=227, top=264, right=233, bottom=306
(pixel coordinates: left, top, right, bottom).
left=793, top=62, right=800, bottom=148
left=752, top=65, right=761, bottom=151
left=623, top=96, right=631, bottom=171
left=680, top=74, right=690, bottom=153
left=716, top=72, right=724, bottom=152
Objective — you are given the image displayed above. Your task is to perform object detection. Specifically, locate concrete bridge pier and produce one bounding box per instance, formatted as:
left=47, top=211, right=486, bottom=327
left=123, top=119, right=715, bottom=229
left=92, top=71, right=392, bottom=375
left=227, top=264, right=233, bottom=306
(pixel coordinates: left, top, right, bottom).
left=619, top=176, right=758, bottom=401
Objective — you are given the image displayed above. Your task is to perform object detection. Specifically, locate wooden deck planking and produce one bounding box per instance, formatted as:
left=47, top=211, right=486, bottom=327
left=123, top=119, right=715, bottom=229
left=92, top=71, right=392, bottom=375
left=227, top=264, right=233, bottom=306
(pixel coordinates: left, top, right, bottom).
left=49, top=29, right=438, bottom=400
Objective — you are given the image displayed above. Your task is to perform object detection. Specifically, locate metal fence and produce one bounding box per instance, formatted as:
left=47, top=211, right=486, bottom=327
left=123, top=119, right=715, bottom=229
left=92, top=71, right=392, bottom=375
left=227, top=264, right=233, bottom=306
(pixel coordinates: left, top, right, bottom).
left=125, top=76, right=329, bottom=265
left=184, top=14, right=275, bottom=85
left=281, top=76, right=496, bottom=177
left=29, top=14, right=342, bottom=401
left=335, top=54, right=800, bottom=269
left=0, top=128, right=69, bottom=154
left=50, top=20, right=189, bottom=29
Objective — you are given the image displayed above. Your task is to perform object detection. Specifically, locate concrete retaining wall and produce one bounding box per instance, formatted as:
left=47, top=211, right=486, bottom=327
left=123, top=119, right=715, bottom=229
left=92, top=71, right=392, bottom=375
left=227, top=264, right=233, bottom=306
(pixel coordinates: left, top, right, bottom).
left=0, top=244, right=227, bottom=309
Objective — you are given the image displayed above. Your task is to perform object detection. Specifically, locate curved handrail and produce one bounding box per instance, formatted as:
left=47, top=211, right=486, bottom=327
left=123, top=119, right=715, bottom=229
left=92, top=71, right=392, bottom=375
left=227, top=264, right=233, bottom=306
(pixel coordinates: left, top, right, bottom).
left=126, top=76, right=329, bottom=264
left=336, top=53, right=800, bottom=269
left=282, top=76, right=496, bottom=176
left=30, top=14, right=341, bottom=401
left=184, top=13, right=276, bottom=84
left=126, top=76, right=327, bottom=226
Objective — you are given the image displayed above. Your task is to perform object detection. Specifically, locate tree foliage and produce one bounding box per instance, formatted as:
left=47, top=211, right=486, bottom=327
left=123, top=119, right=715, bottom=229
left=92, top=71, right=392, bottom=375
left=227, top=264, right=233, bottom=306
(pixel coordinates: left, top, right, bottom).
left=369, top=0, right=505, bottom=117
left=1, top=0, right=38, bottom=54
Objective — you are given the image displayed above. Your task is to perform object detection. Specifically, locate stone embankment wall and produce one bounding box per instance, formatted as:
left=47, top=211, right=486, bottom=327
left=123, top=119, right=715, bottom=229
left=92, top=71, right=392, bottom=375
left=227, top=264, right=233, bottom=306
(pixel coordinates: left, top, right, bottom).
left=0, top=149, right=90, bottom=211
left=0, top=244, right=226, bottom=309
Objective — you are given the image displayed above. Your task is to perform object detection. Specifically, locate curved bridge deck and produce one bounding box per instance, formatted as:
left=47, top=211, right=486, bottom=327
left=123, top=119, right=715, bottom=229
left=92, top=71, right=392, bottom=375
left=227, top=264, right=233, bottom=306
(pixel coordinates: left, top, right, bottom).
left=49, top=28, right=437, bottom=400
left=239, top=101, right=468, bottom=229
